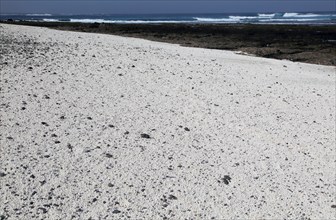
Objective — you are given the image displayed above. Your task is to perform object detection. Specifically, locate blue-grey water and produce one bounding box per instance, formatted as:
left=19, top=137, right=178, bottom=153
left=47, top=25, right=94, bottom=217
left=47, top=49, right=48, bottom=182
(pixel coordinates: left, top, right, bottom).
left=1, top=12, right=335, bottom=25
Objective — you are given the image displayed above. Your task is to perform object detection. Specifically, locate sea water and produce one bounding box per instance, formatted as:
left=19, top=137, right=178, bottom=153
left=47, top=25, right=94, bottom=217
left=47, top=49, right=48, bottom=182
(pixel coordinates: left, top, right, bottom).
left=1, top=12, right=335, bottom=25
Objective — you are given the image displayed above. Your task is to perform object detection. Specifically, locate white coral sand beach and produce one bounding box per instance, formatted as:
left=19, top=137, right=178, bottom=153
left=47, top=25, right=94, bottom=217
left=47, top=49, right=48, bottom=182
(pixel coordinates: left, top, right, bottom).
left=0, top=24, right=335, bottom=219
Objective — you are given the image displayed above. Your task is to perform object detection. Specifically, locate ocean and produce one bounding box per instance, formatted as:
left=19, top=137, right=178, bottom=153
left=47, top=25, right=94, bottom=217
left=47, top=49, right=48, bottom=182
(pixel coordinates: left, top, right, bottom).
left=1, top=12, right=336, bottom=25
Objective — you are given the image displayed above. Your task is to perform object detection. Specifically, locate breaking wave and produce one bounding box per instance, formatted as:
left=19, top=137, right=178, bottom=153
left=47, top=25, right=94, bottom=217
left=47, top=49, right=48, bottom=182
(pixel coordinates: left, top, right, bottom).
left=26, top=14, right=52, bottom=16
left=193, top=12, right=335, bottom=23
left=2, top=12, right=334, bottom=25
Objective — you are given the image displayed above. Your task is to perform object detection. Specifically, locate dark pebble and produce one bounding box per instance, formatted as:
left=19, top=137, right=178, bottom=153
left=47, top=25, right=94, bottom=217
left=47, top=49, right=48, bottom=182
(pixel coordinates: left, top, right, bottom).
left=184, top=127, right=190, bottom=131
left=168, top=195, right=177, bottom=200
left=105, top=153, right=113, bottom=158
left=0, top=172, right=6, bottom=177
left=37, top=207, right=47, bottom=214
left=112, top=210, right=121, bottom=214
left=141, top=133, right=151, bottom=139
left=41, top=122, right=49, bottom=126
left=222, top=175, right=232, bottom=185
left=332, top=205, right=336, bottom=208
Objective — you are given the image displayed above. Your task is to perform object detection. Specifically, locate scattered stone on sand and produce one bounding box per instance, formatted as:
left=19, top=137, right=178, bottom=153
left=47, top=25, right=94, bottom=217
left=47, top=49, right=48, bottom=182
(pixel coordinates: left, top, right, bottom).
left=0, top=24, right=335, bottom=220
left=105, top=153, right=113, bottom=158
left=140, top=133, right=151, bottom=139
left=221, top=175, right=232, bottom=185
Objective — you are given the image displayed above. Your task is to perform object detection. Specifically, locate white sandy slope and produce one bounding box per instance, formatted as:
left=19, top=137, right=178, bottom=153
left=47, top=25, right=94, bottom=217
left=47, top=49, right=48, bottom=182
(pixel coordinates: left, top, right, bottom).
left=0, top=24, right=335, bottom=219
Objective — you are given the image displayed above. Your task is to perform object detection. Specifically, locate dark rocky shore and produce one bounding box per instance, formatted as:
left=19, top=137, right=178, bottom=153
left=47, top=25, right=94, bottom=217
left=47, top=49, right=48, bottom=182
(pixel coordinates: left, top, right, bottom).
left=1, top=20, right=336, bottom=65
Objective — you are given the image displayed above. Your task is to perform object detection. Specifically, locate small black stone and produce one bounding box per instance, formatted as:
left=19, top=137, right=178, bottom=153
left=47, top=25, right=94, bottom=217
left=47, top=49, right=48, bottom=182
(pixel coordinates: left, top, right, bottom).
left=141, top=133, right=151, bottom=139
left=87, top=117, right=92, bottom=120
left=108, top=124, right=115, bottom=128
left=332, top=205, right=336, bottom=208
left=108, top=183, right=114, bottom=187
left=105, top=153, right=113, bottom=158
left=184, top=127, right=190, bottom=131
left=38, top=207, right=47, bottom=214
left=168, top=195, right=177, bottom=200
left=222, top=175, right=232, bottom=185
left=28, top=67, right=33, bottom=70
left=41, top=122, right=49, bottom=126
left=112, top=210, right=121, bottom=214
left=0, top=172, right=6, bottom=177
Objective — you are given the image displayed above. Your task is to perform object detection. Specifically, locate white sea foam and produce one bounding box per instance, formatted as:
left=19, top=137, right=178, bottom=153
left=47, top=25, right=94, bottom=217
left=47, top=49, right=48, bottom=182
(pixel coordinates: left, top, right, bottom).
left=42, top=19, right=60, bottom=22
left=194, top=16, right=257, bottom=22
left=260, top=18, right=324, bottom=22
left=193, top=17, right=235, bottom=22
left=26, top=14, right=52, bottom=16
left=258, top=13, right=276, bottom=18
left=283, top=13, right=324, bottom=18
left=228, top=16, right=257, bottom=20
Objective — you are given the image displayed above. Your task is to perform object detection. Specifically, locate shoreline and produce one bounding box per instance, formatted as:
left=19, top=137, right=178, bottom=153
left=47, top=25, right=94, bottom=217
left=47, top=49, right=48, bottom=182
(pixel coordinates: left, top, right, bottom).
left=1, top=20, right=336, bottom=66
